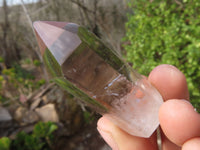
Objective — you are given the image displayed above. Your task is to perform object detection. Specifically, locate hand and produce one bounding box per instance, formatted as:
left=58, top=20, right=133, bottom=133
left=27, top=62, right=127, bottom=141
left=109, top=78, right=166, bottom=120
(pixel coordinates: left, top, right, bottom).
left=97, top=64, right=200, bottom=150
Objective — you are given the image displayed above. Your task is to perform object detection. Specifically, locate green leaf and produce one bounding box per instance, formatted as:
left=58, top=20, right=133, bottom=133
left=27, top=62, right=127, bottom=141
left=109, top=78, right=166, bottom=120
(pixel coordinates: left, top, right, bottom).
left=11, top=122, right=57, bottom=150
left=47, top=124, right=58, bottom=136
left=0, top=57, right=4, bottom=63
left=33, top=121, right=57, bottom=138
left=33, top=59, right=42, bottom=67
left=0, top=137, right=11, bottom=150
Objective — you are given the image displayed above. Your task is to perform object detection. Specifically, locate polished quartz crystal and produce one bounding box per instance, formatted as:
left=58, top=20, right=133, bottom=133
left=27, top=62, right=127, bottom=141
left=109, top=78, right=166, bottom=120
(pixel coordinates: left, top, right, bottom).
left=33, top=21, right=163, bottom=138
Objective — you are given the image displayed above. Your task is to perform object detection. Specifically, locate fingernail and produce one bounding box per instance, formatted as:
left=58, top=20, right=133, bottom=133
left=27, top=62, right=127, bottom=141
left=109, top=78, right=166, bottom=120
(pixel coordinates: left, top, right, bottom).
left=97, top=127, right=119, bottom=150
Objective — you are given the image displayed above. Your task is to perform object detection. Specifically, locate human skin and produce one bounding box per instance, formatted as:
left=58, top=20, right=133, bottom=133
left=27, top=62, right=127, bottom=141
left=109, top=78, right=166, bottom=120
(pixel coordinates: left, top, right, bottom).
left=97, top=64, right=200, bottom=150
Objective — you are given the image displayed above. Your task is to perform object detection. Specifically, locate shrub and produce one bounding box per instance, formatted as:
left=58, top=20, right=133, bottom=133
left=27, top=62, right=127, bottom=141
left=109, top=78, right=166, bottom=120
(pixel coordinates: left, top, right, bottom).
left=123, top=0, right=200, bottom=112
left=0, top=61, right=46, bottom=105
left=0, top=122, right=57, bottom=150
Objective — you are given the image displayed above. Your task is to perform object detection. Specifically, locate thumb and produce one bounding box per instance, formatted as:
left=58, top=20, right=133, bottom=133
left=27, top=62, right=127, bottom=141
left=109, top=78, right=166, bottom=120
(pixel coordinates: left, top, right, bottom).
left=97, top=116, right=158, bottom=150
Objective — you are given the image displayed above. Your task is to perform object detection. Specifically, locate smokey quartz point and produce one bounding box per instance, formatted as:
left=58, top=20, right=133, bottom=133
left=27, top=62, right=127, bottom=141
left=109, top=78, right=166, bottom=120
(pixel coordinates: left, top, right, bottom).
left=33, top=21, right=163, bottom=138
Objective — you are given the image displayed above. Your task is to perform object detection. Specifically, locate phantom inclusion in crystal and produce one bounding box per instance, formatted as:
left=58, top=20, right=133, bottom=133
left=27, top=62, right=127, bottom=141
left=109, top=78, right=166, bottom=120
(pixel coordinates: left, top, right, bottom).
left=33, top=21, right=163, bottom=138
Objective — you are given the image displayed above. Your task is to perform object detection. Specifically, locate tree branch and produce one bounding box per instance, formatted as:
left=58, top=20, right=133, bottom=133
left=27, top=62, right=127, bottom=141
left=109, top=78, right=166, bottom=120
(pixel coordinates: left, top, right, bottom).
left=70, top=0, right=93, bottom=28
left=20, top=0, right=49, bottom=81
left=174, top=0, right=183, bottom=8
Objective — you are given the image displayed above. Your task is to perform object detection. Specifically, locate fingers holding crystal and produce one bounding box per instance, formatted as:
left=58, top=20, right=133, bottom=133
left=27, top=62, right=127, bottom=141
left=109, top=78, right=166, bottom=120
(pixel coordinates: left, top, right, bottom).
left=97, top=116, right=158, bottom=150
left=148, top=64, right=200, bottom=149
left=148, top=64, right=189, bottom=101
left=148, top=64, right=191, bottom=150
left=159, top=99, right=200, bottom=146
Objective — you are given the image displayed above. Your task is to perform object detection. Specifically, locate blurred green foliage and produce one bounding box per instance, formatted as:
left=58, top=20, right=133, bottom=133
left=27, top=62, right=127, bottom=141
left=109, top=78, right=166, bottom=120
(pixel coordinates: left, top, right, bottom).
left=0, top=122, right=57, bottom=150
left=0, top=59, right=46, bottom=105
left=0, top=57, right=4, bottom=63
left=0, top=65, right=45, bottom=91
left=123, top=0, right=200, bottom=112
left=83, top=110, right=95, bottom=124
left=0, top=137, right=11, bottom=150
left=33, top=59, right=42, bottom=67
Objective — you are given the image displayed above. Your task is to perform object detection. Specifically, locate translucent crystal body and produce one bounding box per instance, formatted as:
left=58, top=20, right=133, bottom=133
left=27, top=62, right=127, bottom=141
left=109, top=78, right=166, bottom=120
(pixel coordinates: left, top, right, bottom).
left=33, top=21, right=163, bottom=137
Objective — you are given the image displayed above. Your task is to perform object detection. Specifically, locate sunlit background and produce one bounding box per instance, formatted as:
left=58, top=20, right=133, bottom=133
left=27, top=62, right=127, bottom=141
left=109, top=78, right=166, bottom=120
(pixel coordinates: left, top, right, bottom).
left=0, top=0, right=199, bottom=150
left=1, top=0, right=39, bottom=6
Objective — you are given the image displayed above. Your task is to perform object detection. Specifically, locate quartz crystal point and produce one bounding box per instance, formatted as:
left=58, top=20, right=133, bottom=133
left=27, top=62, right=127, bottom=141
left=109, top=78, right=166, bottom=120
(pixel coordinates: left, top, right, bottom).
left=33, top=21, right=163, bottom=138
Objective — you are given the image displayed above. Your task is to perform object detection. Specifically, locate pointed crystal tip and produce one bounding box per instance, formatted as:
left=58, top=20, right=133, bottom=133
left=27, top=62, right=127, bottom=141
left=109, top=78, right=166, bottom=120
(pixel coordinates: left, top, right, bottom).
left=33, top=21, right=81, bottom=65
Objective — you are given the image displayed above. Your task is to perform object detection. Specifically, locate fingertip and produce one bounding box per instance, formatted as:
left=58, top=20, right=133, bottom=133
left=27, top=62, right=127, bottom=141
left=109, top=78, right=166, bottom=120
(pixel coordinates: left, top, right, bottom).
left=159, top=99, right=200, bottom=146
left=148, top=64, right=189, bottom=101
left=97, top=116, right=111, bottom=129
left=97, top=116, right=119, bottom=133
left=182, top=137, right=200, bottom=150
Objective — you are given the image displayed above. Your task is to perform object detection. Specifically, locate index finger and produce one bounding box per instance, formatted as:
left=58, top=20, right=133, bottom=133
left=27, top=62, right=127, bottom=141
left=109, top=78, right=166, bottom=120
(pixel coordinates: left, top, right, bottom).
left=148, top=64, right=190, bottom=149
left=148, top=64, right=189, bottom=101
